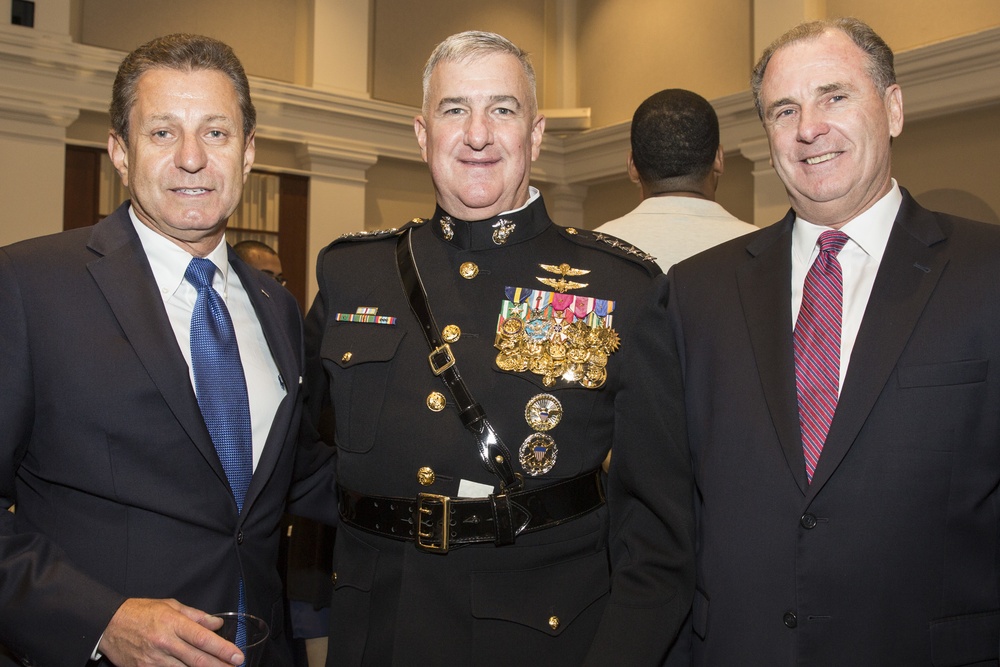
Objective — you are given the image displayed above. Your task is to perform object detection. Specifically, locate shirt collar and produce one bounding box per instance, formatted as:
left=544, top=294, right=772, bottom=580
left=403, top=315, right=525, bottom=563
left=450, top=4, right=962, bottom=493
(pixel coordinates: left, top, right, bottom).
left=129, top=205, right=231, bottom=300
left=792, top=179, right=901, bottom=264
left=430, top=186, right=551, bottom=251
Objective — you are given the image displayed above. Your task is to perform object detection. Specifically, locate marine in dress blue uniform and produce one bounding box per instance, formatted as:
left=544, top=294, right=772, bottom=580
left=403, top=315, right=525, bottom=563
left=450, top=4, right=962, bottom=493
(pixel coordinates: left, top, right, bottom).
left=304, top=31, right=694, bottom=666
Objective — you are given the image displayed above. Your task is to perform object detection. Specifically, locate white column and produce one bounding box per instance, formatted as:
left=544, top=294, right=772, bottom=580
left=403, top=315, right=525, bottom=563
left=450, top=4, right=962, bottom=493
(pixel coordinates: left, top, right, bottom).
left=0, top=107, right=78, bottom=245
left=739, top=137, right=790, bottom=227
left=309, top=0, right=371, bottom=96
left=296, top=144, right=378, bottom=301
left=545, top=183, right=587, bottom=229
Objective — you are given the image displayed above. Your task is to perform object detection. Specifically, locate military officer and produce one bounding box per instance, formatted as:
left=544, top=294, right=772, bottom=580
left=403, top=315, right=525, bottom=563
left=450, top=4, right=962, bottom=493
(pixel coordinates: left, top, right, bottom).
left=305, top=31, right=694, bottom=666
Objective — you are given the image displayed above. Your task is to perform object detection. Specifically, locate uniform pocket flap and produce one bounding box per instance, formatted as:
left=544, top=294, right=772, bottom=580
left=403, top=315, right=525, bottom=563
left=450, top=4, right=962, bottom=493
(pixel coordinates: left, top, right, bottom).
left=897, top=359, right=988, bottom=388
left=321, top=323, right=406, bottom=368
left=471, top=550, right=610, bottom=636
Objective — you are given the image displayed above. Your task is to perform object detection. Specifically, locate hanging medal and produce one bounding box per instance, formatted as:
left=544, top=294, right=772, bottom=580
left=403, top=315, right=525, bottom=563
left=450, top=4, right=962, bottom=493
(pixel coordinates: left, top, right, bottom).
left=519, top=393, right=564, bottom=476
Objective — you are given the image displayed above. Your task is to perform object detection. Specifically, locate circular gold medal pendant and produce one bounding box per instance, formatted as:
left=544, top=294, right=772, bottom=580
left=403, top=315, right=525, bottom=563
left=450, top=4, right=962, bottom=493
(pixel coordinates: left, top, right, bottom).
left=519, top=433, right=557, bottom=476
left=524, top=393, right=563, bottom=432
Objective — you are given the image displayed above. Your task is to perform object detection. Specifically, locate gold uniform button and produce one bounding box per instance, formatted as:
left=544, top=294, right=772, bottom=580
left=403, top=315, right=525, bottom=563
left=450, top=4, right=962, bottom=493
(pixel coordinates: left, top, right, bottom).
left=442, top=324, right=461, bottom=343
left=341, top=351, right=353, bottom=363
left=332, top=572, right=338, bottom=585
left=426, top=391, right=447, bottom=412
left=548, top=615, right=560, bottom=630
left=417, top=466, right=436, bottom=486
left=459, top=262, right=479, bottom=279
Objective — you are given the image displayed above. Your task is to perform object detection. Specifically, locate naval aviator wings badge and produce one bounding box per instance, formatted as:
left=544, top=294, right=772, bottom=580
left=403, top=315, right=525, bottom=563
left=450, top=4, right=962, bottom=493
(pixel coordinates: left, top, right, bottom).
left=494, top=285, right=620, bottom=389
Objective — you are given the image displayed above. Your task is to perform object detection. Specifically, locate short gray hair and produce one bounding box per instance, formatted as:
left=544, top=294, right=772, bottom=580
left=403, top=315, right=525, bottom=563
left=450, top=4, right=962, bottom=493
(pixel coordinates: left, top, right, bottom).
left=421, top=30, right=537, bottom=117
left=750, top=17, right=896, bottom=119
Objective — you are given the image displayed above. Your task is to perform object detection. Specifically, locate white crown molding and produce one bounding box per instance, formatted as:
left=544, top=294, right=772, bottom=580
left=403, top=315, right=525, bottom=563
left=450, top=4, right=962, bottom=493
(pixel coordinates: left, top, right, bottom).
left=1, top=24, right=997, bottom=182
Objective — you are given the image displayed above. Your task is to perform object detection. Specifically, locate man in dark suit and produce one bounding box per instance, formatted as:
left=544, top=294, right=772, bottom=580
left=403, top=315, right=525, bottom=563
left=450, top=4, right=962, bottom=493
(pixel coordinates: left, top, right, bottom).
left=667, top=17, right=1000, bottom=666
left=305, top=30, right=693, bottom=666
left=0, top=34, right=333, bottom=666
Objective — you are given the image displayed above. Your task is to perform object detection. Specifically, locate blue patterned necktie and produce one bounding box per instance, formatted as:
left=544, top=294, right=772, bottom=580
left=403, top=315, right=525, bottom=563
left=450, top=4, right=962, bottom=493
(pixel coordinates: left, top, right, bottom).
left=185, top=257, right=251, bottom=650
left=793, top=230, right=849, bottom=483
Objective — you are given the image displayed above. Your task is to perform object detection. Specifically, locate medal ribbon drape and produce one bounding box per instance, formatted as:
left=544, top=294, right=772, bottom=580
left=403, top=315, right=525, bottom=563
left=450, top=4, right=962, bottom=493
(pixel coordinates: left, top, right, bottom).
left=185, top=257, right=252, bottom=650
left=793, top=231, right=849, bottom=483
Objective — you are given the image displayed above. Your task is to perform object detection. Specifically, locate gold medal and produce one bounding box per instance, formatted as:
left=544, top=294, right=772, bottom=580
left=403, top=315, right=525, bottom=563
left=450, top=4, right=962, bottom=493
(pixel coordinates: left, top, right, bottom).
left=580, top=366, right=607, bottom=389
left=519, top=433, right=557, bottom=476
left=494, top=287, right=619, bottom=389
left=524, top=394, right=563, bottom=431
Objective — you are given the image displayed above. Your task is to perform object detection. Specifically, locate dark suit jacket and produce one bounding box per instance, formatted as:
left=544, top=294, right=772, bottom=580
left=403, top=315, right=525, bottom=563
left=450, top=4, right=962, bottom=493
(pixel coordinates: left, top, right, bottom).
left=666, top=189, right=1000, bottom=666
left=0, top=202, right=335, bottom=666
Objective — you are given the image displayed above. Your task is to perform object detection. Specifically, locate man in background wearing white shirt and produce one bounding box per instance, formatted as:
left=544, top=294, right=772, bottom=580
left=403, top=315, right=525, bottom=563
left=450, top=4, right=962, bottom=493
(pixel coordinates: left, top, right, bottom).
left=596, top=88, right=756, bottom=270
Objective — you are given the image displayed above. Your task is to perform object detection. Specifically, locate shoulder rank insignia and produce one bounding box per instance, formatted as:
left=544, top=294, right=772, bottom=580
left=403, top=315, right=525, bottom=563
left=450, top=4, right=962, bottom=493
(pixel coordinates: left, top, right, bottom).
left=495, top=286, right=619, bottom=389
left=536, top=263, right=590, bottom=293
left=334, top=218, right=425, bottom=243
left=593, top=232, right=656, bottom=263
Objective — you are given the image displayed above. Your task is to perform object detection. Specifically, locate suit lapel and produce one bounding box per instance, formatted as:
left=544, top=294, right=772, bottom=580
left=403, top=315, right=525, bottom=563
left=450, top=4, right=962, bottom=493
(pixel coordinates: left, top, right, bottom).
left=807, top=191, right=948, bottom=495
left=85, top=205, right=231, bottom=491
left=231, top=254, right=300, bottom=514
left=736, top=212, right=812, bottom=494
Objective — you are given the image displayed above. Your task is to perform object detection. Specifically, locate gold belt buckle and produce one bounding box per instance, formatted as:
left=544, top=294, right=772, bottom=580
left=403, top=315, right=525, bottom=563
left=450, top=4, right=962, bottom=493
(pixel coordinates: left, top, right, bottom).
left=415, top=493, right=450, bottom=552
left=428, top=343, right=455, bottom=376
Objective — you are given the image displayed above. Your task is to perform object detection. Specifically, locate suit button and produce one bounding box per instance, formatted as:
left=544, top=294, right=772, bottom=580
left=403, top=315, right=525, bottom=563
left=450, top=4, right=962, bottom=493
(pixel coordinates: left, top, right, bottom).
left=236, top=531, right=244, bottom=545
left=800, top=513, right=817, bottom=529
left=417, top=467, right=436, bottom=486
left=783, top=611, right=797, bottom=628
left=548, top=615, right=560, bottom=630
left=331, top=572, right=338, bottom=585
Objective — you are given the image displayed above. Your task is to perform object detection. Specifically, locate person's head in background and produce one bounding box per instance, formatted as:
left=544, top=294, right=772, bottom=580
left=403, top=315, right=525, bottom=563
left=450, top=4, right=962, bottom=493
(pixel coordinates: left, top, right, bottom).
left=234, top=239, right=284, bottom=286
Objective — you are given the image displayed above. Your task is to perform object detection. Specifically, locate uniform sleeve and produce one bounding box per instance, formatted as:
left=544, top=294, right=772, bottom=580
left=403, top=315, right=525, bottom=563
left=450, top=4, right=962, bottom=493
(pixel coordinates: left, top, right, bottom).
left=584, top=272, right=695, bottom=665
left=0, top=248, right=125, bottom=665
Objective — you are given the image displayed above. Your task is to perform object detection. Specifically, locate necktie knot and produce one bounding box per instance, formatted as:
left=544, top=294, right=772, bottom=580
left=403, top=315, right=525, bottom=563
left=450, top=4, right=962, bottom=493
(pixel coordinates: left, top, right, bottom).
left=185, top=257, right=217, bottom=291
left=817, top=230, right=849, bottom=257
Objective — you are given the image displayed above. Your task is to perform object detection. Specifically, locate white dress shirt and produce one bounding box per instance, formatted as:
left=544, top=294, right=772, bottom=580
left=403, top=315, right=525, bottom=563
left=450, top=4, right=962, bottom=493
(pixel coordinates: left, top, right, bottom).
left=791, top=180, right=902, bottom=393
left=130, top=208, right=285, bottom=470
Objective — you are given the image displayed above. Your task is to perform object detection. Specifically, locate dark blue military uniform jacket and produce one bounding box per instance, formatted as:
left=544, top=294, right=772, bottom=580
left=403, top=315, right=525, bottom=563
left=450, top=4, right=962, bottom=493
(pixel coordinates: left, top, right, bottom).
left=305, top=196, right=694, bottom=666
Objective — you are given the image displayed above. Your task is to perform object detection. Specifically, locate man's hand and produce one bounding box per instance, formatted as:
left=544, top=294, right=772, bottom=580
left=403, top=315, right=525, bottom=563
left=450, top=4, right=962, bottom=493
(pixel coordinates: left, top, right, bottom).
left=99, top=598, right=245, bottom=667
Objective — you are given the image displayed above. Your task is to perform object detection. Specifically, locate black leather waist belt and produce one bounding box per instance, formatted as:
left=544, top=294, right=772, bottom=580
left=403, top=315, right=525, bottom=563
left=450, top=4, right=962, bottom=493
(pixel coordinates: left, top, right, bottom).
left=339, top=469, right=605, bottom=553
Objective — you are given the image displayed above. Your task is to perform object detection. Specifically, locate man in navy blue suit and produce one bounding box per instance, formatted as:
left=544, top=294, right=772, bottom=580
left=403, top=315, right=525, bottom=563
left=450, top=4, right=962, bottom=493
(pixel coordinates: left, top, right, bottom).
left=0, top=34, right=334, bottom=666
left=668, top=17, right=1000, bottom=666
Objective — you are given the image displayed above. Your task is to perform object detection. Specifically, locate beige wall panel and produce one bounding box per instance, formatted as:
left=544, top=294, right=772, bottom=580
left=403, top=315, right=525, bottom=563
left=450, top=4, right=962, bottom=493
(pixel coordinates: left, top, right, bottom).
left=364, top=157, right=436, bottom=231
left=892, top=104, right=1000, bottom=225
left=78, top=0, right=303, bottom=83
left=577, top=0, right=752, bottom=128
left=371, top=0, right=547, bottom=109
left=716, top=153, right=755, bottom=225
left=825, top=0, right=1000, bottom=50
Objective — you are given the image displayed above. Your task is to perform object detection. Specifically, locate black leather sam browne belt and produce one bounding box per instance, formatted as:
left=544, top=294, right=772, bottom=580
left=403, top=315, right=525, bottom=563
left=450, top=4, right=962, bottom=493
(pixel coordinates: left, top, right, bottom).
left=339, top=468, right=606, bottom=553
left=334, top=229, right=607, bottom=552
